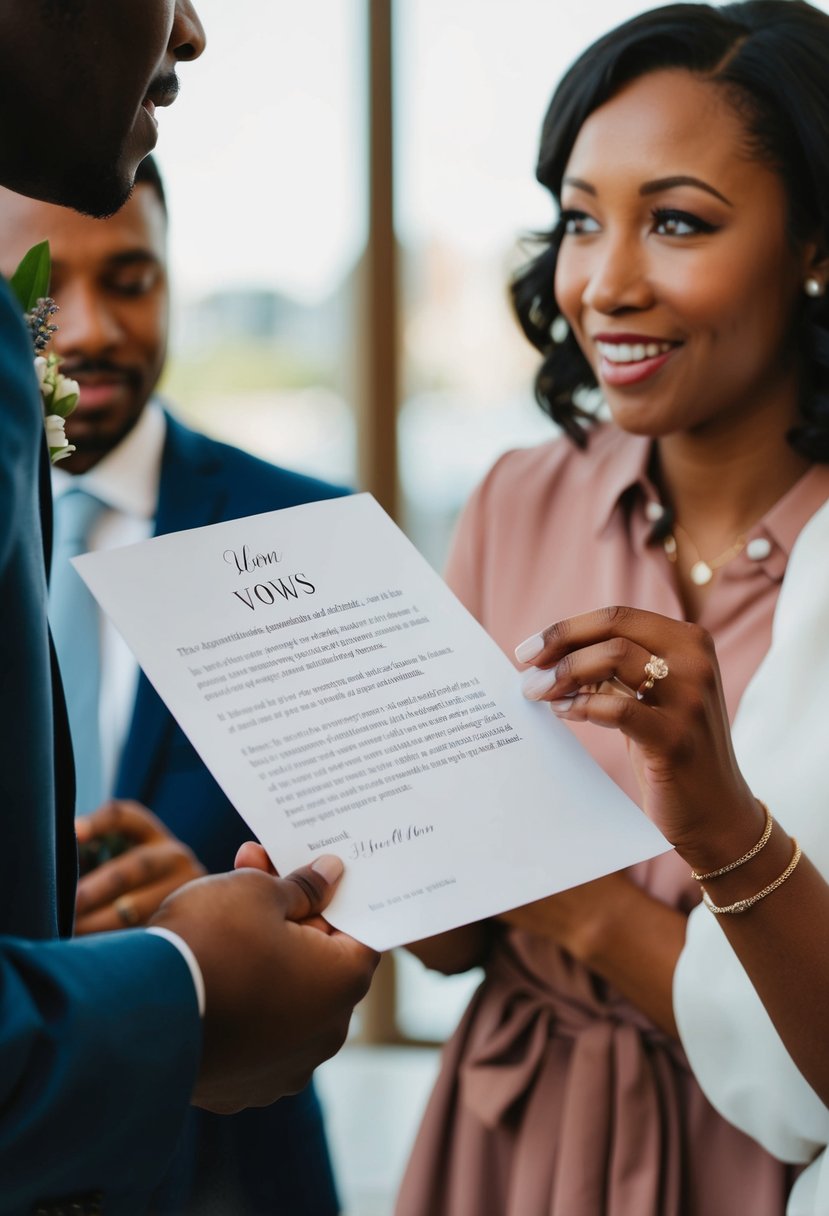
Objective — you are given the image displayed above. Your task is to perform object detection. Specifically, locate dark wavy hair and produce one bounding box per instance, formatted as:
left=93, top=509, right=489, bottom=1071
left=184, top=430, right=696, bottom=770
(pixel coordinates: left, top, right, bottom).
left=511, top=0, right=829, bottom=458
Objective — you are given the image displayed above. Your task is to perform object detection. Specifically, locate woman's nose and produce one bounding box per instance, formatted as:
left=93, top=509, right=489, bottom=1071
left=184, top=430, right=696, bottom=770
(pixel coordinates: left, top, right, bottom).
left=581, top=237, right=653, bottom=315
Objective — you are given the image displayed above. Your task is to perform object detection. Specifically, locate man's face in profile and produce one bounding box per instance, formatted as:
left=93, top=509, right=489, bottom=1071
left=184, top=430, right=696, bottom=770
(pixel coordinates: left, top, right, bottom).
left=0, top=1, right=205, bottom=215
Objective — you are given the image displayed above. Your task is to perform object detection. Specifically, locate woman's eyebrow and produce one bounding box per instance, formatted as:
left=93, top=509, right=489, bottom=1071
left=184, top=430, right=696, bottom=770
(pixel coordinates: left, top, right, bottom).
left=640, top=175, right=733, bottom=206
left=561, top=173, right=733, bottom=207
left=561, top=176, right=596, bottom=196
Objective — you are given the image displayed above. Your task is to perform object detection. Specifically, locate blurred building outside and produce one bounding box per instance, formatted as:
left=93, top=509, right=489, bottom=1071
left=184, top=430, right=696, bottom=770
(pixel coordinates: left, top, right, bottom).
left=164, top=234, right=552, bottom=569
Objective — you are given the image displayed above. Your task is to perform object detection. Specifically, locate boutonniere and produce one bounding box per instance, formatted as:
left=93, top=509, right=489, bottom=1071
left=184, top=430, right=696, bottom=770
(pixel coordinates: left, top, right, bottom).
left=10, top=241, right=79, bottom=464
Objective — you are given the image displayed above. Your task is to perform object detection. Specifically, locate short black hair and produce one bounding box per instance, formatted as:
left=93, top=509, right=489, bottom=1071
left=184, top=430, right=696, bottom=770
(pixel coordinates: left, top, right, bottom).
left=134, top=154, right=167, bottom=217
left=512, top=0, right=829, bottom=460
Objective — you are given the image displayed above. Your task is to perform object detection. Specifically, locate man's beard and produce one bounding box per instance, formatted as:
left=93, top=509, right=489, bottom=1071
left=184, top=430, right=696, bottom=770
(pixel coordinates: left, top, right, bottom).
left=50, top=158, right=134, bottom=220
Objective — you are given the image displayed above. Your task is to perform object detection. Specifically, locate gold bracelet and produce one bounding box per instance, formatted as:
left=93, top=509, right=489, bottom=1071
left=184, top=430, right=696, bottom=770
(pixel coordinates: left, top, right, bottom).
left=701, top=838, right=802, bottom=915
left=691, top=801, right=773, bottom=882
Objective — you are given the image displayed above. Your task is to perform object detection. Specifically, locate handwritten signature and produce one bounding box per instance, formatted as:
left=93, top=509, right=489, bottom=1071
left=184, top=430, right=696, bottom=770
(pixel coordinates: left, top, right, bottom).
left=348, top=822, right=434, bottom=860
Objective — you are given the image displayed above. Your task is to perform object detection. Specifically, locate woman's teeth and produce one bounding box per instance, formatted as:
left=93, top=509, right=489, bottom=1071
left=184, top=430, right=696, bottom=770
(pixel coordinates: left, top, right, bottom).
left=596, top=340, right=674, bottom=364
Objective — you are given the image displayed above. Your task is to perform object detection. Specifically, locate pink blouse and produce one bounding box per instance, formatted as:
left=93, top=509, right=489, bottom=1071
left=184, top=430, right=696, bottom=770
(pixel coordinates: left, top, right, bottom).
left=396, top=425, right=829, bottom=1216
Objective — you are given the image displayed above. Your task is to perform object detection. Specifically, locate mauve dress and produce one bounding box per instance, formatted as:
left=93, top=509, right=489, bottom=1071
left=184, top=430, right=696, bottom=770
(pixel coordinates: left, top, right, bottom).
left=395, top=425, right=829, bottom=1216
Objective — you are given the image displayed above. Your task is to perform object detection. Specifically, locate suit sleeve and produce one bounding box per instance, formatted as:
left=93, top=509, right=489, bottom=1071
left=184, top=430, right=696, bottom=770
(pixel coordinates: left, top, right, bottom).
left=0, top=929, right=201, bottom=1212
left=0, top=293, right=200, bottom=1209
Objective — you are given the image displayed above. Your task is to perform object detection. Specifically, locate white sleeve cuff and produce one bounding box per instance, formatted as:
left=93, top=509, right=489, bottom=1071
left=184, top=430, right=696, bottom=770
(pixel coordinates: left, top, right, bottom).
left=146, top=926, right=206, bottom=1017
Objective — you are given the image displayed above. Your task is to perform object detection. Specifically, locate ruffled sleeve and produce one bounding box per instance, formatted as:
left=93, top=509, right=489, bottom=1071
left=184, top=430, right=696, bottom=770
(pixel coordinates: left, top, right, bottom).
left=674, top=500, right=829, bottom=1214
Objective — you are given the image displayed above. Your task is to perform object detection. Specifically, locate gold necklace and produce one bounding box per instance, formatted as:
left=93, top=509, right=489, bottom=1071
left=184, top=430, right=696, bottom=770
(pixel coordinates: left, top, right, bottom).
left=663, top=520, right=747, bottom=586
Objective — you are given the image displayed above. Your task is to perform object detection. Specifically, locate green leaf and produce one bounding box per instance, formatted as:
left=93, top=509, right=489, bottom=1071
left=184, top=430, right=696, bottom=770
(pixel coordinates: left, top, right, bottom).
left=9, top=241, right=51, bottom=312
left=52, top=390, right=79, bottom=419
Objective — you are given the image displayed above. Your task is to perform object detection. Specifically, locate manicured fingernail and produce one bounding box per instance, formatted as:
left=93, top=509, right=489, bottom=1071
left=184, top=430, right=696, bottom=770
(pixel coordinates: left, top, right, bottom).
left=515, top=633, right=545, bottom=663
left=551, top=698, right=576, bottom=713
left=521, top=666, right=559, bottom=700
left=311, top=854, right=344, bottom=884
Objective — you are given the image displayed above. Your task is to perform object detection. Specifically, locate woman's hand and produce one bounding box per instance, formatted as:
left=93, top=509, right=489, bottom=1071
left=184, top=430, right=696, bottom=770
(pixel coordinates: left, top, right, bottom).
left=75, top=799, right=207, bottom=934
left=516, top=607, right=829, bottom=1104
left=516, top=606, right=764, bottom=871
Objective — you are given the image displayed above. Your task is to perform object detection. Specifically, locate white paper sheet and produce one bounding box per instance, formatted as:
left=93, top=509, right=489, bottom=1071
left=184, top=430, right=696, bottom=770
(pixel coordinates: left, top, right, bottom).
left=75, top=493, right=670, bottom=950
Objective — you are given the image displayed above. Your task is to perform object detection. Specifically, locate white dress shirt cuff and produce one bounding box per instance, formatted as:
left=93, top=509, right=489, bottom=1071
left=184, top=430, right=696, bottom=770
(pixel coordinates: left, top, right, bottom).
left=146, top=926, right=206, bottom=1017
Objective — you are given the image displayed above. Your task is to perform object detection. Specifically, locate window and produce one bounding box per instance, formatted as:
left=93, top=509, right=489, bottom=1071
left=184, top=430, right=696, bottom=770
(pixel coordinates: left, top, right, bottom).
left=157, top=0, right=365, bottom=487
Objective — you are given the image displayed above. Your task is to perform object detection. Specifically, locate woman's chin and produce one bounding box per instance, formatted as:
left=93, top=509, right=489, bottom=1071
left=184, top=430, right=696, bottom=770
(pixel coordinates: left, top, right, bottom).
left=604, top=400, right=678, bottom=439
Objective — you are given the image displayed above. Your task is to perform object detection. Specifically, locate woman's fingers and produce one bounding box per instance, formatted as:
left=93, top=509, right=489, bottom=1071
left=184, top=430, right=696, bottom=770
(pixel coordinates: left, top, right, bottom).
left=512, top=606, right=761, bottom=854
left=513, top=604, right=719, bottom=775
left=515, top=607, right=721, bottom=718
left=542, top=687, right=675, bottom=750
left=515, top=605, right=711, bottom=670
left=521, top=636, right=658, bottom=703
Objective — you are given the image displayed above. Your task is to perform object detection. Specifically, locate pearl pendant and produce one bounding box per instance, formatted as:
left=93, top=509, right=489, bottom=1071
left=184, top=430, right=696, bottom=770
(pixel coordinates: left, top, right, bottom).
left=690, top=560, right=713, bottom=586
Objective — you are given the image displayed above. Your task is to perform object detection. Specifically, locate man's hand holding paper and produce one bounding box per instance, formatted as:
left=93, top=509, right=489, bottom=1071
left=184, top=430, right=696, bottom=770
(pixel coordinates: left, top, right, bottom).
left=150, top=857, right=378, bottom=1113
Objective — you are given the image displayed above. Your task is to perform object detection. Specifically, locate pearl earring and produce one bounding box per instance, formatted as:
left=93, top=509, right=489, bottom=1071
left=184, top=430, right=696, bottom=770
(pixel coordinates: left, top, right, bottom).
left=804, top=276, right=825, bottom=298
left=550, top=315, right=570, bottom=344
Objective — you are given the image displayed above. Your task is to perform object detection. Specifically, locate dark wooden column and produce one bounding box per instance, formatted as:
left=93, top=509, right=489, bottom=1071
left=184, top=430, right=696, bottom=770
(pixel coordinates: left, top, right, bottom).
left=359, top=0, right=399, bottom=520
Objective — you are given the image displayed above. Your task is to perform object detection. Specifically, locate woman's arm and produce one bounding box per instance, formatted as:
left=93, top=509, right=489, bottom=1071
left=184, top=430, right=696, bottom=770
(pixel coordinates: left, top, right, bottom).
left=679, top=822, right=829, bottom=1105
left=406, top=920, right=495, bottom=975
left=406, top=849, right=687, bottom=1036
left=499, top=872, right=686, bottom=1036
left=517, top=605, right=829, bottom=1105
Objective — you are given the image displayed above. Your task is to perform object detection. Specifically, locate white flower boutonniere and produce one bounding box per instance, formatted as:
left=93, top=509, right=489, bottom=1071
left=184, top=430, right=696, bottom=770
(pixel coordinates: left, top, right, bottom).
left=9, top=241, right=79, bottom=464
left=35, top=353, right=79, bottom=463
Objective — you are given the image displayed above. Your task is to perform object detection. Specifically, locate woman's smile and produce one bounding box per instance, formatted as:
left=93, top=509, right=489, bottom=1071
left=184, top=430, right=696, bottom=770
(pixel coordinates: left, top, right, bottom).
left=593, top=332, right=680, bottom=386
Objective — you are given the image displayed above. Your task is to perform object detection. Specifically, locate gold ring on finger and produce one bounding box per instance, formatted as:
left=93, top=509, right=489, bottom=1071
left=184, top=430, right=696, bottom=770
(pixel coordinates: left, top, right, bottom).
left=636, top=654, right=669, bottom=701
left=114, top=895, right=140, bottom=927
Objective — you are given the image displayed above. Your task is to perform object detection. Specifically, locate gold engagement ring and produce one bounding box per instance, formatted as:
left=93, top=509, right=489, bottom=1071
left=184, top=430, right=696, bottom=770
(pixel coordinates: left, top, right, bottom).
left=636, top=655, right=669, bottom=701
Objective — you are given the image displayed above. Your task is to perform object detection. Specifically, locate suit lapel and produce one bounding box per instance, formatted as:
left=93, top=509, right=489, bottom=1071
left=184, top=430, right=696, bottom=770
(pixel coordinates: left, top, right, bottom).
left=115, top=415, right=228, bottom=801
left=40, top=431, right=54, bottom=572
left=42, top=430, right=78, bottom=933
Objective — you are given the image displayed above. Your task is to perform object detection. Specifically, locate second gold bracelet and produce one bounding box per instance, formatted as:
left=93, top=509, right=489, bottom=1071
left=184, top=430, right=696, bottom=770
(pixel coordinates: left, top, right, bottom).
left=701, top=838, right=802, bottom=915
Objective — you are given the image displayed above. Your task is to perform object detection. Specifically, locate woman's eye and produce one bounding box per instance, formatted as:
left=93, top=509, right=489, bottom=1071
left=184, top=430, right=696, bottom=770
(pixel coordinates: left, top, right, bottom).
left=651, top=209, right=717, bottom=237
left=560, top=210, right=600, bottom=236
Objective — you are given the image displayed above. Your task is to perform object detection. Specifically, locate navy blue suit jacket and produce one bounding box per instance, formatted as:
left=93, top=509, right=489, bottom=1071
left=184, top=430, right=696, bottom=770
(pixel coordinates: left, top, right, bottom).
left=118, top=412, right=345, bottom=1214
left=0, top=283, right=201, bottom=1215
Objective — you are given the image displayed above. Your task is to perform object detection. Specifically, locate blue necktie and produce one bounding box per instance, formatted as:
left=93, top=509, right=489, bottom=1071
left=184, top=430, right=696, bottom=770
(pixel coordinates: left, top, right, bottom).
left=49, top=486, right=106, bottom=816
